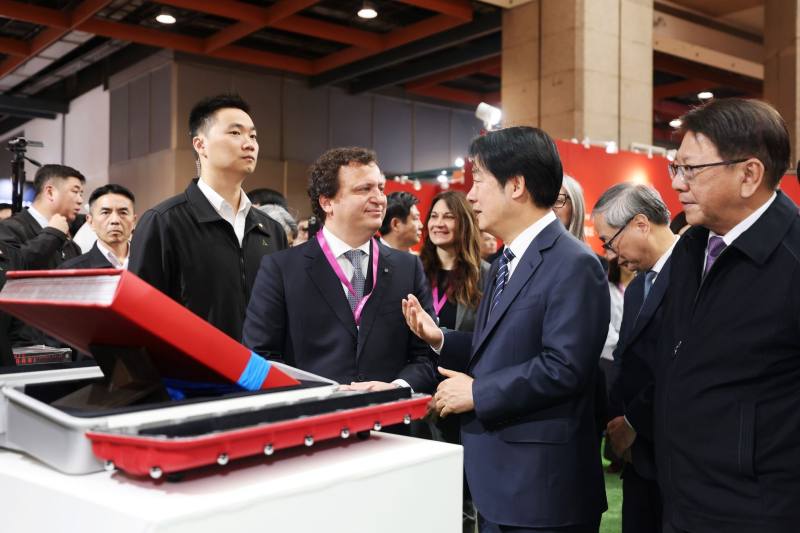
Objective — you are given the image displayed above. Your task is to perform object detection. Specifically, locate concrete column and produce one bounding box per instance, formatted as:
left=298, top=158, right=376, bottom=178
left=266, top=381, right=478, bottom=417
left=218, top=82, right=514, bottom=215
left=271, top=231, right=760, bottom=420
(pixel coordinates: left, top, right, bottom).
left=501, top=0, right=540, bottom=128
left=501, top=0, right=653, bottom=147
left=764, top=0, right=799, bottom=161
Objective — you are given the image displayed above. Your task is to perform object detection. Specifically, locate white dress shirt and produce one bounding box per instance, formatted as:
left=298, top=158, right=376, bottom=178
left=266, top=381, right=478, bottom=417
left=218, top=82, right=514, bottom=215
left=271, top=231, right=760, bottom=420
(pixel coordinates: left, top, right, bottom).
left=504, top=210, right=558, bottom=281
left=197, top=179, right=252, bottom=246
left=96, top=239, right=129, bottom=269
left=27, top=206, right=49, bottom=229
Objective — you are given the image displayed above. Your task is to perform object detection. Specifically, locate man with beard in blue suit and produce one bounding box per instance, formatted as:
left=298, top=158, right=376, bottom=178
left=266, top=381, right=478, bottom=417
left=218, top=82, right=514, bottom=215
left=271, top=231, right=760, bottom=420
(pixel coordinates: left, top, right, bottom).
left=403, top=126, right=609, bottom=532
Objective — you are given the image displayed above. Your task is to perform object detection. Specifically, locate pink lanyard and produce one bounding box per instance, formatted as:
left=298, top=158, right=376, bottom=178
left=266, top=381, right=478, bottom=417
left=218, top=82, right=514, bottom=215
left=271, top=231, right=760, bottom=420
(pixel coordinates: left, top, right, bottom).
left=316, top=231, right=379, bottom=325
left=431, top=284, right=448, bottom=316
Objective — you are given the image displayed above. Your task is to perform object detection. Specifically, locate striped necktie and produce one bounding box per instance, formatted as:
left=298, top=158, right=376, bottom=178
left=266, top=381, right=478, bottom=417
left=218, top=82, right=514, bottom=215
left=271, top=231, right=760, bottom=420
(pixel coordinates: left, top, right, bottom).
left=343, top=249, right=366, bottom=313
left=490, top=247, right=515, bottom=315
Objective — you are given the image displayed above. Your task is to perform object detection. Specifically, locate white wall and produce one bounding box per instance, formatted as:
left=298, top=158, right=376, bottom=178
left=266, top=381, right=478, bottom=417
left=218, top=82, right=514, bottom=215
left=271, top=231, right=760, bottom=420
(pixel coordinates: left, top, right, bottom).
left=0, top=85, right=110, bottom=208
left=64, top=85, right=110, bottom=195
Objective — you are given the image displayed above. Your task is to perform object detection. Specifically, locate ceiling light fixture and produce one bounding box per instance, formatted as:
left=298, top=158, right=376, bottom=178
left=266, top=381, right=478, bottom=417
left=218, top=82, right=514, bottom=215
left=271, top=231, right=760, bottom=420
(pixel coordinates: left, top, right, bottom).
left=669, top=118, right=682, bottom=129
left=155, top=10, right=176, bottom=24
left=697, top=91, right=714, bottom=101
left=357, top=1, right=378, bottom=19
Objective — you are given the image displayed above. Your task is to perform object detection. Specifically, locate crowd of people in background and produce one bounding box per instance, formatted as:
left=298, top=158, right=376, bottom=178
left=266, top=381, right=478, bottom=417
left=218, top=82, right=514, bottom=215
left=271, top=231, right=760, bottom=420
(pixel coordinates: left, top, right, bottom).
left=1, top=93, right=799, bottom=533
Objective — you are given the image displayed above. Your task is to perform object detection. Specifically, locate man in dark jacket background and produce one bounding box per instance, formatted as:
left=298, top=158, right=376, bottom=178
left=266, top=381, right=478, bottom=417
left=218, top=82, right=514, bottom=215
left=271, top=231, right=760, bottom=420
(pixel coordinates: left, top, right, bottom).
left=0, top=164, right=85, bottom=346
left=130, top=94, right=287, bottom=342
left=658, top=98, right=800, bottom=533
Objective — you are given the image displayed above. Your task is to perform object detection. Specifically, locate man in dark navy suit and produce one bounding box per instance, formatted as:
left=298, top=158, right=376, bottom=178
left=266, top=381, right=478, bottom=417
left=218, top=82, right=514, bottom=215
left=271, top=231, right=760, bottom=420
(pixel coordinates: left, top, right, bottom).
left=404, top=127, right=609, bottom=532
left=61, top=184, right=137, bottom=270
left=243, top=147, right=437, bottom=393
left=656, top=98, right=800, bottom=533
left=592, top=183, right=678, bottom=533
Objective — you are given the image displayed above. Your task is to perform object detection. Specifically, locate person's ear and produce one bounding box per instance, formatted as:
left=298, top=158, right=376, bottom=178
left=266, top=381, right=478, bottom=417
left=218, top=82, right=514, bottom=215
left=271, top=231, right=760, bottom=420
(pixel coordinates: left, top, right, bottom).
left=739, top=158, right=765, bottom=199
left=319, top=195, right=334, bottom=217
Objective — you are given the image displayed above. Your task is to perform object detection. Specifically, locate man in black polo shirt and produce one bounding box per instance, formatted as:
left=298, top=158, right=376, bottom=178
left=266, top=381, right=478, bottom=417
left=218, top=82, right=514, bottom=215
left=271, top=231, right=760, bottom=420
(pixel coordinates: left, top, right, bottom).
left=129, top=94, right=287, bottom=341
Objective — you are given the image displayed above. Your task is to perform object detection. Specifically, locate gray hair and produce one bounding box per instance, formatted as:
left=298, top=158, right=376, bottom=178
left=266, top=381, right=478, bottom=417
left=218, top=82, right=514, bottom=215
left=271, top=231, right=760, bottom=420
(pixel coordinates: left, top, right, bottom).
left=258, top=204, right=298, bottom=240
left=562, top=175, right=586, bottom=241
left=592, top=183, right=671, bottom=228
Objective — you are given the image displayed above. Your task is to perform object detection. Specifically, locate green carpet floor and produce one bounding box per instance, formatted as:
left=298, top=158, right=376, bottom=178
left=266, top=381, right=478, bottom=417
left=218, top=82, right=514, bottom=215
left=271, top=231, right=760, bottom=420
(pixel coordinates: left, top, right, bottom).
left=600, top=440, right=623, bottom=533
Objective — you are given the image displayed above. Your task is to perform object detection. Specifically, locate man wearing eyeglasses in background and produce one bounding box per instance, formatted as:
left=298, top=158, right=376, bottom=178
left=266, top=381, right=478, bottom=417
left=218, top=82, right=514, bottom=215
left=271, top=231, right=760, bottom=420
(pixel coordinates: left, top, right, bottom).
left=655, top=98, right=800, bottom=533
left=591, top=183, right=678, bottom=533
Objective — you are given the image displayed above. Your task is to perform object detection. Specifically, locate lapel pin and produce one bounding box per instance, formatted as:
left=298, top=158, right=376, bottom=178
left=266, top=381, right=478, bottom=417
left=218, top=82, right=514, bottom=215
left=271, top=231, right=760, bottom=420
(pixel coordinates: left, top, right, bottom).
left=258, top=223, right=263, bottom=228
left=383, top=268, right=389, bottom=273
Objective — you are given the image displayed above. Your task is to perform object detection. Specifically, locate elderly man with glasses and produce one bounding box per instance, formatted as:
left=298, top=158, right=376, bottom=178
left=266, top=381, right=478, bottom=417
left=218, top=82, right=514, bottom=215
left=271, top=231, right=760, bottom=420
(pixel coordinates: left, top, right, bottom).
left=655, top=98, right=800, bottom=533
left=591, top=183, right=678, bottom=533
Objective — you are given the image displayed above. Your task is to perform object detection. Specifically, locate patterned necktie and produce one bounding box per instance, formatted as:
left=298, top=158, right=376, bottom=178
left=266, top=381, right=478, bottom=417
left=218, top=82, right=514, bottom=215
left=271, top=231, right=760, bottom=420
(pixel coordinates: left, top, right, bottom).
left=703, top=236, right=726, bottom=277
left=343, top=249, right=366, bottom=313
left=643, top=270, right=657, bottom=301
left=490, top=247, right=515, bottom=315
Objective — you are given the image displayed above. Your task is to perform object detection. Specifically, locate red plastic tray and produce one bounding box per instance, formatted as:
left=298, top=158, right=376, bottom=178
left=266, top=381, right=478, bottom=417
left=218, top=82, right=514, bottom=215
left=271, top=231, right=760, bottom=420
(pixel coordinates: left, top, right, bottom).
left=87, top=395, right=431, bottom=479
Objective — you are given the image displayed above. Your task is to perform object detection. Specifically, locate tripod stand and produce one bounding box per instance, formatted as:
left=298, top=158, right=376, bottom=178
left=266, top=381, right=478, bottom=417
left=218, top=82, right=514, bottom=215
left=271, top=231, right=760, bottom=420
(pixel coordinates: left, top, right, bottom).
left=7, top=137, right=43, bottom=214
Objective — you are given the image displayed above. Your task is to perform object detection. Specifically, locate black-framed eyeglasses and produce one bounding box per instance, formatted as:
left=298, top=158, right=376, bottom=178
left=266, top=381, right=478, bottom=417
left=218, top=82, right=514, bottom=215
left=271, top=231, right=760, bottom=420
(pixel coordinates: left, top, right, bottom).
left=601, top=217, right=635, bottom=253
left=668, top=158, right=748, bottom=183
left=553, top=193, right=570, bottom=209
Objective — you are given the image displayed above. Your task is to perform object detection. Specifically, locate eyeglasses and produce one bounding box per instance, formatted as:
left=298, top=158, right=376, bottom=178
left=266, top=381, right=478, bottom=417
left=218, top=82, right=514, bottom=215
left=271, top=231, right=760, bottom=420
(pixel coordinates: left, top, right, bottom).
left=601, top=217, right=634, bottom=253
left=553, top=193, right=570, bottom=209
left=667, top=158, right=748, bottom=184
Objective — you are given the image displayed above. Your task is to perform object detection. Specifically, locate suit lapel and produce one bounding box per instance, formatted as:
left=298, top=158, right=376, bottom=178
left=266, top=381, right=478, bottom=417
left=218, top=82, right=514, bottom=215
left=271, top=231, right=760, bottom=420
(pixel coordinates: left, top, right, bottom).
left=471, top=221, right=561, bottom=360
left=355, top=243, right=391, bottom=360
left=305, top=239, right=357, bottom=339
left=627, top=259, right=671, bottom=346
left=471, top=261, right=498, bottom=353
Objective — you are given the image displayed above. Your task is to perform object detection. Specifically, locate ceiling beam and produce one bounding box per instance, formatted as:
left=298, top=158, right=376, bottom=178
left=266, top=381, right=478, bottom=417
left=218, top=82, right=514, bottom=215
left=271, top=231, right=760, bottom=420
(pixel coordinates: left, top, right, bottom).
left=79, top=18, right=314, bottom=74
left=0, top=0, right=112, bottom=79
left=0, top=0, right=69, bottom=28
left=653, top=99, right=690, bottom=118
left=653, top=79, right=718, bottom=100
left=0, top=37, right=30, bottom=57
left=406, top=56, right=500, bottom=90
left=159, top=0, right=319, bottom=52
left=654, top=52, right=762, bottom=96
left=397, top=0, right=473, bottom=21
left=272, top=16, right=383, bottom=50
left=406, top=85, right=499, bottom=106
left=350, top=34, right=500, bottom=93
left=0, top=94, right=68, bottom=119
left=313, top=13, right=471, bottom=73
left=309, top=12, right=500, bottom=87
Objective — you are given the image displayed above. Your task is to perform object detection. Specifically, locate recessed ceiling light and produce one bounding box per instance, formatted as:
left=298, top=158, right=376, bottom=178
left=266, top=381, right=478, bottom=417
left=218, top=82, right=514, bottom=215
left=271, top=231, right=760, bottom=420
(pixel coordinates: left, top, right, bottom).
left=669, top=118, right=682, bottom=128
left=155, top=11, right=176, bottom=25
left=358, top=2, right=378, bottom=19
left=697, top=91, right=714, bottom=101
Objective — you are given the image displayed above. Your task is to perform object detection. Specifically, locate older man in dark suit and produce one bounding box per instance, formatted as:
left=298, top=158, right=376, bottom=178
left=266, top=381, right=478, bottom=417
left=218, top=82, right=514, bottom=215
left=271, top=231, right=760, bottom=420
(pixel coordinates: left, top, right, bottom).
left=592, top=183, right=678, bottom=533
left=404, top=127, right=609, bottom=532
left=657, top=98, right=800, bottom=533
left=243, top=147, right=437, bottom=394
left=61, top=184, right=137, bottom=270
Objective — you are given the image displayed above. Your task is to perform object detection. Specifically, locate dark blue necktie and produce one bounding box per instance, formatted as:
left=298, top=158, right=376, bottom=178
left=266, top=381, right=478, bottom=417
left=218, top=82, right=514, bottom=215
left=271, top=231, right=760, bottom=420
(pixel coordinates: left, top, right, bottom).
left=490, top=247, right=515, bottom=315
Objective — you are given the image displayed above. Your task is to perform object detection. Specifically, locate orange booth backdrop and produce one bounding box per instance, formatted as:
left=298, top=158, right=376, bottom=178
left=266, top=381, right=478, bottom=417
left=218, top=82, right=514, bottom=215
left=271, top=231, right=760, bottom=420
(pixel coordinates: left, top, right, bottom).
left=386, top=139, right=800, bottom=255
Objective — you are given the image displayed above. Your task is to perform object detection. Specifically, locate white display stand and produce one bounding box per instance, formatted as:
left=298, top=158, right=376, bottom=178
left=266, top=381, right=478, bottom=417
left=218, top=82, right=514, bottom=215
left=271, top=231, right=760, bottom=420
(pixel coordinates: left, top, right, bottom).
left=0, top=432, right=463, bottom=533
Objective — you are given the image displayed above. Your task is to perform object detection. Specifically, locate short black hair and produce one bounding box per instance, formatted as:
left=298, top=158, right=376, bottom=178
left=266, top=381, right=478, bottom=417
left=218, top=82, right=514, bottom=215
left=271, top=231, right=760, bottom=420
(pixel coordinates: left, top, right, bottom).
left=468, top=126, right=563, bottom=208
left=189, top=94, right=251, bottom=138
left=248, top=187, right=287, bottom=209
left=0, top=203, right=11, bottom=210
left=380, top=191, right=419, bottom=235
left=89, top=183, right=135, bottom=208
left=33, top=164, right=86, bottom=197
left=308, top=147, right=378, bottom=223
left=680, top=98, right=790, bottom=189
